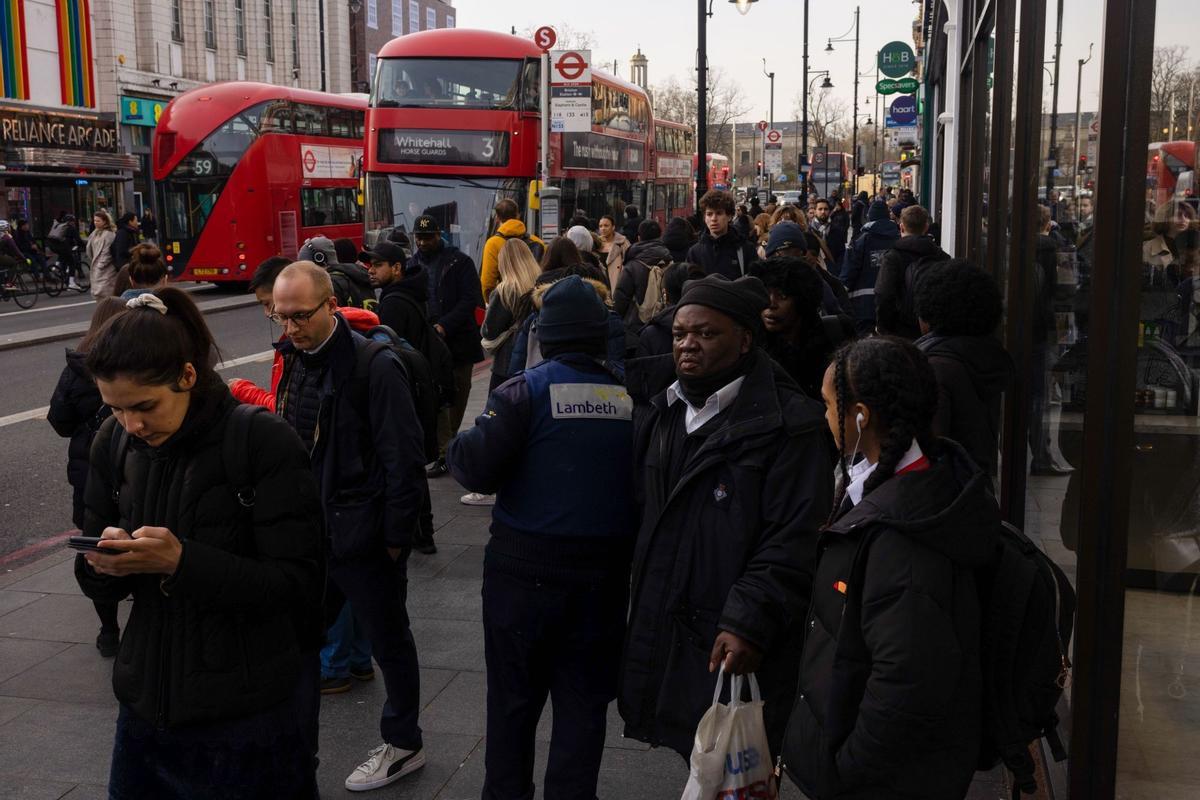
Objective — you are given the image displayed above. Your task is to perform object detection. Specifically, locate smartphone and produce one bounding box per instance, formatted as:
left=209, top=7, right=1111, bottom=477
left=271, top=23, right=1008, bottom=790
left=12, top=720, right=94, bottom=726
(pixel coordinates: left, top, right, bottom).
left=67, top=536, right=110, bottom=553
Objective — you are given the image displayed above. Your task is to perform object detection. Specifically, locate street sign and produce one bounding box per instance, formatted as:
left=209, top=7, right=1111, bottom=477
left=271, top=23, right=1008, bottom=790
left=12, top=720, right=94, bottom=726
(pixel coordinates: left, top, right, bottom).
left=550, top=50, right=591, bottom=85
left=878, top=40, right=916, bottom=78
left=764, top=128, right=784, bottom=174
left=889, top=95, right=918, bottom=125
left=876, top=77, right=919, bottom=95
left=533, top=26, right=557, bottom=51
left=890, top=126, right=918, bottom=147
left=757, top=119, right=769, bottom=132
left=766, top=129, right=782, bottom=145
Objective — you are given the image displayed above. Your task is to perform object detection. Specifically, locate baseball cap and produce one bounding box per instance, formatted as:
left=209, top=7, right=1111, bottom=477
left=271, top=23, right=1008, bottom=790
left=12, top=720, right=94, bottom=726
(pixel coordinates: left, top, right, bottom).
left=359, top=241, right=408, bottom=265
left=764, top=221, right=805, bottom=256
left=297, top=236, right=338, bottom=266
left=413, top=215, right=441, bottom=235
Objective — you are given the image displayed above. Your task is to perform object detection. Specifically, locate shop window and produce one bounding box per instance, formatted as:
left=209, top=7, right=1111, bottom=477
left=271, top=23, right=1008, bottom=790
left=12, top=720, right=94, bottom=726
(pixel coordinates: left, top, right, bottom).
left=301, top=187, right=362, bottom=227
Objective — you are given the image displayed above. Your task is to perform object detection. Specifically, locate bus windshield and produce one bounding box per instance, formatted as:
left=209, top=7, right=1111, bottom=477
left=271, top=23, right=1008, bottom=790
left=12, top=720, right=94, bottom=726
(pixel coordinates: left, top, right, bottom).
left=159, top=102, right=267, bottom=244
left=365, top=174, right=527, bottom=266
left=372, top=58, right=530, bottom=110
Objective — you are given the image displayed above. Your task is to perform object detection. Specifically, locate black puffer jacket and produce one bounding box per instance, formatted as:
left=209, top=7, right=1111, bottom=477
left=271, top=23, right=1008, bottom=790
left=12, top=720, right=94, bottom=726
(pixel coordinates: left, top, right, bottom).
left=47, top=349, right=110, bottom=528
left=782, top=440, right=995, bottom=799
left=619, top=351, right=834, bottom=757
left=916, top=333, right=1014, bottom=476
left=685, top=227, right=759, bottom=280
left=75, top=386, right=324, bottom=728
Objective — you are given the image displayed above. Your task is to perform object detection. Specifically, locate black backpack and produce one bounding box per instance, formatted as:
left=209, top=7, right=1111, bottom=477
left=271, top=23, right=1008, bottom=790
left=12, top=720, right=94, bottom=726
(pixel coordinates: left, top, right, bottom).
left=327, top=263, right=376, bottom=310
left=499, top=230, right=545, bottom=263
left=975, top=521, right=1077, bottom=798
left=357, top=327, right=439, bottom=462
left=386, top=290, right=457, bottom=409
left=900, top=251, right=950, bottom=328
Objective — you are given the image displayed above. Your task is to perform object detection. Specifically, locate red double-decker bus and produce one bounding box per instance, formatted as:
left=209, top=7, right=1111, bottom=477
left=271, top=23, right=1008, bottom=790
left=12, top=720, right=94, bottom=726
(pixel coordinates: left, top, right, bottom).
left=154, top=82, right=366, bottom=283
left=706, top=153, right=731, bottom=191
left=649, top=119, right=695, bottom=225
left=363, top=29, right=653, bottom=265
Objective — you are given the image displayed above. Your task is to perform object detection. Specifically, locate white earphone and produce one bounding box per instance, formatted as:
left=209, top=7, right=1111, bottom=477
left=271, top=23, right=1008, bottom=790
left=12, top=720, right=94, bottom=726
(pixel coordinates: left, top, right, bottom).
left=855, top=412, right=864, bottom=434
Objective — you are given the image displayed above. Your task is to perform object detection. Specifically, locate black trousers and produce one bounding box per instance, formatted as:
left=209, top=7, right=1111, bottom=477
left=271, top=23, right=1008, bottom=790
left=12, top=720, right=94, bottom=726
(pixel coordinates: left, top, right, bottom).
left=481, top=567, right=628, bottom=800
left=328, top=553, right=423, bottom=751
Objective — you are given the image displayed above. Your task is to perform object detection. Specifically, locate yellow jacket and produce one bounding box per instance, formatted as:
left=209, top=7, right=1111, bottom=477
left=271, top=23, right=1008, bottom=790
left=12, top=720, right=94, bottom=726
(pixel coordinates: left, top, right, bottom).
left=481, top=219, right=543, bottom=300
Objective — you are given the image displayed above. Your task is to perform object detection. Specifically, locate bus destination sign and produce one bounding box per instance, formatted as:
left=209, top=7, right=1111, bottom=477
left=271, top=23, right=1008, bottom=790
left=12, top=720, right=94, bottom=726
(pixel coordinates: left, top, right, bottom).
left=560, top=132, right=644, bottom=172
left=378, top=129, right=509, bottom=167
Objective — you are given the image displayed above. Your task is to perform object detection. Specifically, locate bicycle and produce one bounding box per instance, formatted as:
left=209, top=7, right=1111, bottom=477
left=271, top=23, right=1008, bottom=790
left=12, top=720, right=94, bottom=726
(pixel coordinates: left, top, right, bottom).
left=41, top=251, right=91, bottom=297
left=1, top=260, right=38, bottom=309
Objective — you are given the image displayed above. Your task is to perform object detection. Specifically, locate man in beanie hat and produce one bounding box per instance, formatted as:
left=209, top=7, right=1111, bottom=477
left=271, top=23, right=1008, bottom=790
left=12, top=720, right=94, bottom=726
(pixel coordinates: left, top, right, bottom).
left=840, top=198, right=900, bottom=334
left=447, top=275, right=634, bottom=800
left=618, top=272, right=833, bottom=760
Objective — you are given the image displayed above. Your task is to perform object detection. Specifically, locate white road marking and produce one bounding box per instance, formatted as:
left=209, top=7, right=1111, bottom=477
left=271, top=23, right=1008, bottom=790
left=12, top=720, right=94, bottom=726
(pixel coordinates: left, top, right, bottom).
left=0, top=349, right=274, bottom=429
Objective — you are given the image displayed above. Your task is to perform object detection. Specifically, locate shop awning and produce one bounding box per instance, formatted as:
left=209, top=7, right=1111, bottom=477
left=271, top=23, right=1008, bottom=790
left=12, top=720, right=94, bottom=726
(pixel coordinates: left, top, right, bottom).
left=6, top=147, right=139, bottom=172
left=0, top=170, right=133, bottom=181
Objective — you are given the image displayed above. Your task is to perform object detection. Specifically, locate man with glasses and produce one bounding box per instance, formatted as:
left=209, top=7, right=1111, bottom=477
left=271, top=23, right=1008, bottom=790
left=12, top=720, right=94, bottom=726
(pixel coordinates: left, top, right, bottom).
left=271, top=260, right=430, bottom=791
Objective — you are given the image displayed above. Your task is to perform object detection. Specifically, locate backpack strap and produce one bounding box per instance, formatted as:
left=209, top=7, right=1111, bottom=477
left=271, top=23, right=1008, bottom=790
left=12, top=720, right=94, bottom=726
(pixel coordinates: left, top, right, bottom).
left=109, top=421, right=130, bottom=505
left=224, top=404, right=267, bottom=508
left=736, top=247, right=746, bottom=276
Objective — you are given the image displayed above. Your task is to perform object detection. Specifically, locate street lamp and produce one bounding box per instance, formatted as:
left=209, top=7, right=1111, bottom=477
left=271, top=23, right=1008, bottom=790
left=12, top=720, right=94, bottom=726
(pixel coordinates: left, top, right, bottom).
left=825, top=7, right=862, bottom=185
left=697, top=0, right=760, bottom=212
left=1072, top=43, right=1093, bottom=200
left=348, top=0, right=364, bottom=93
left=763, top=58, right=775, bottom=196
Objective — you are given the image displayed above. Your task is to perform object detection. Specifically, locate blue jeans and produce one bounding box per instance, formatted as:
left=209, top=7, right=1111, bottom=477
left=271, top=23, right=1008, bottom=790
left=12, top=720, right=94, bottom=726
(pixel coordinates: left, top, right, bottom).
left=320, top=601, right=373, bottom=679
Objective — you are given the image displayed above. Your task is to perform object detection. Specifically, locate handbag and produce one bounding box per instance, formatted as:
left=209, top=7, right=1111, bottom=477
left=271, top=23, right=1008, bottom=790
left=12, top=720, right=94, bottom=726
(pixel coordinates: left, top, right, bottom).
left=680, top=665, right=775, bottom=800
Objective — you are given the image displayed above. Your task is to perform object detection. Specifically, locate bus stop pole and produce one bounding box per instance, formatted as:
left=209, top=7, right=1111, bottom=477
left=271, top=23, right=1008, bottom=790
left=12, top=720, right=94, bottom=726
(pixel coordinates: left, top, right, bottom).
left=541, top=51, right=550, bottom=227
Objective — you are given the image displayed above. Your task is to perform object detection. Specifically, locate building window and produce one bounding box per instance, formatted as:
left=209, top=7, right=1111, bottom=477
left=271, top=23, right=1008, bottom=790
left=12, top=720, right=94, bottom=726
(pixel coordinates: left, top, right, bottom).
left=203, top=0, right=216, bottom=49
left=367, top=0, right=377, bottom=30
left=171, top=0, right=184, bottom=42
left=408, top=0, right=418, bottom=34
left=263, top=0, right=274, bottom=63
left=445, top=13, right=454, bottom=28
left=391, top=0, right=401, bottom=34
left=290, top=0, right=299, bottom=74
left=425, top=7, right=435, bottom=30
left=234, top=0, right=247, bottom=56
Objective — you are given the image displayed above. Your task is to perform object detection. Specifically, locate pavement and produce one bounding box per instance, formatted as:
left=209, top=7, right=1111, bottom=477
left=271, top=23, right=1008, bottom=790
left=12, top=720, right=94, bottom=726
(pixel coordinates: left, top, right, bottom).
left=0, top=365, right=1018, bottom=799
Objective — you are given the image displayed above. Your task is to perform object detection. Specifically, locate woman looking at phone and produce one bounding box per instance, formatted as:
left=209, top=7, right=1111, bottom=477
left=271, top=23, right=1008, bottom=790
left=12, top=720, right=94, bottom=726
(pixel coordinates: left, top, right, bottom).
left=74, top=289, right=325, bottom=799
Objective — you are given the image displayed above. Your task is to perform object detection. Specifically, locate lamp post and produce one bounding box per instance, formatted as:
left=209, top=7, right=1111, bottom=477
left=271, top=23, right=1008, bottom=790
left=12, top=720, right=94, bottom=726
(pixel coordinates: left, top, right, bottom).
left=1072, top=43, right=1093, bottom=201
left=1044, top=0, right=1064, bottom=206
left=806, top=71, right=832, bottom=194
left=763, top=58, right=775, bottom=198
left=697, top=0, right=760, bottom=213
left=801, top=0, right=810, bottom=197
left=348, top=0, right=364, bottom=93
left=826, top=7, right=861, bottom=184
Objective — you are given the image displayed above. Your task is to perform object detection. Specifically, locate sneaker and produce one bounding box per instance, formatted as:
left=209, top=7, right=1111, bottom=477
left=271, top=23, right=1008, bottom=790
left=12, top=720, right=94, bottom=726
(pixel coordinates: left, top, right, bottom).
left=68, top=278, right=81, bottom=290
left=350, top=665, right=375, bottom=682
left=96, top=628, right=119, bottom=658
left=460, top=492, right=495, bottom=506
left=344, top=743, right=425, bottom=791
left=320, top=676, right=353, bottom=694
left=424, top=458, right=448, bottom=478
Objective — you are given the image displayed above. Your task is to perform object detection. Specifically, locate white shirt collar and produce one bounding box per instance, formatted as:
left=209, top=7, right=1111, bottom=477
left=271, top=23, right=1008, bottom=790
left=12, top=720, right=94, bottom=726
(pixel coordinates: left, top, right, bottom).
left=666, top=376, right=746, bottom=435
left=303, top=316, right=340, bottom=355
left=846, top=439, right=924, bottom=507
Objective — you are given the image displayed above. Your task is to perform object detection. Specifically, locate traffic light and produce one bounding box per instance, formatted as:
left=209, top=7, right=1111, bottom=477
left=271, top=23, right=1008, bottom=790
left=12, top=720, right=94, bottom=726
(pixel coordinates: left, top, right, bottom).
left=1078, top=154, right=1087, bottom=171
left=756, top=160, right=763, bottom=173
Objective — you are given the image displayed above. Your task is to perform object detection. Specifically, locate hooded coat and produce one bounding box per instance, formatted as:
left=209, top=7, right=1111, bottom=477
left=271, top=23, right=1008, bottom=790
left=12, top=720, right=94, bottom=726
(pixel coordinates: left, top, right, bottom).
left=480, top=219, right=544, bottom=300
left=686, top=225, right=760, bottom=280
left=618, top=351, right=834, bottom=757
left=874, top=236, right=951, bottom=338
left=781, top=440, right=996, bottom=799
left=662, top=218, right=694, bottom=264
left=915, top=333, right=1014, bottom=476
left=613, top=239, right=673, bottom=328
left=840, top=204, right=901, bottom=333
left=376, top=263, right=432, bottom=353
left=410, top=242, right=484, bottom=365
left=47, top=349, right=111, bottom=528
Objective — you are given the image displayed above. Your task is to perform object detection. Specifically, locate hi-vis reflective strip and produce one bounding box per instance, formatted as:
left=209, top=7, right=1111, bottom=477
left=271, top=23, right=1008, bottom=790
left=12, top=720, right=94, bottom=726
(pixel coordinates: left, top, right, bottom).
left=549, top=383, right=632, bottom=420
left=834, top=580, right=848, bottom=594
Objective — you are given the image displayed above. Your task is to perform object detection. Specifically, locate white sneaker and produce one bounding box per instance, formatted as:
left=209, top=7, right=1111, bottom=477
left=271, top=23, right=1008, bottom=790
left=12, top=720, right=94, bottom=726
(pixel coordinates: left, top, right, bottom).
left=460, top=492, right=495, bottom=506
left=345, top=743, right=425, bottom=791
left=68, top=278, right=80, bottom=290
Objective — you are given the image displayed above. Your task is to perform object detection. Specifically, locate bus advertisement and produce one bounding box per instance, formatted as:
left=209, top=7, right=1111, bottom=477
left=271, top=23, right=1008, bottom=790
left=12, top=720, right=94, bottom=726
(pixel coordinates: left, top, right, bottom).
left=154, top=82, right=366, bottom=284
left=363, top=29, right=693, bottom=265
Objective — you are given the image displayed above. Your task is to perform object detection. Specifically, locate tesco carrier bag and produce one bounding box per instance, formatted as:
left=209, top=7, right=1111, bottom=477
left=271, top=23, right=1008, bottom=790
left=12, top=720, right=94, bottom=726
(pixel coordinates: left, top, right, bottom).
left=681, top=665, right=776, bottom=800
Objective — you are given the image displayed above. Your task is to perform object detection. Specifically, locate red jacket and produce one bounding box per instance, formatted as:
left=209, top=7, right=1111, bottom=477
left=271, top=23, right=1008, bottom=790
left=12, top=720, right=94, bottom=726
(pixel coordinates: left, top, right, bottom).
left=229, top=307, right=380, bottom=412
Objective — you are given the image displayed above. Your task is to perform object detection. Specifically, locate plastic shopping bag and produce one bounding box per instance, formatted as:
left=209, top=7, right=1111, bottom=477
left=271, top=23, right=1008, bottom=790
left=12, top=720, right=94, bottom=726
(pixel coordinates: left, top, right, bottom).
left=680, top=665, right=776, bottom=800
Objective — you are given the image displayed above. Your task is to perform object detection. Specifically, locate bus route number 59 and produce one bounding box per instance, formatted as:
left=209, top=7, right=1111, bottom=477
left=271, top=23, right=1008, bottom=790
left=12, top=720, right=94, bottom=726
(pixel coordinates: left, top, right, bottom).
left=192, top=158, right=215, bottom=176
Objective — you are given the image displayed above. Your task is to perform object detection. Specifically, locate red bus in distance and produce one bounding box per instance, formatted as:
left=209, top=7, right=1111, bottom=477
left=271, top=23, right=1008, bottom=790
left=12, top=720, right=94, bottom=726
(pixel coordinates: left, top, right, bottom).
left=364, top=29, right=665, bottom=264
left=649, top=118, right=696, bottom=226
left=154, top=82, right=366, bottom=284
left=706, top=153, right=731, bottom=192
left=1147, top=141, right=1196, bottom=210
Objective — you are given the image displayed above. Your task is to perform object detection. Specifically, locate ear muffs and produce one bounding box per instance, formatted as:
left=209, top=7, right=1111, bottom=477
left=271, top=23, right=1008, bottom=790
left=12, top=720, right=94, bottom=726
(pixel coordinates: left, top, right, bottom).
left=311, top=249, right=327, bottom=266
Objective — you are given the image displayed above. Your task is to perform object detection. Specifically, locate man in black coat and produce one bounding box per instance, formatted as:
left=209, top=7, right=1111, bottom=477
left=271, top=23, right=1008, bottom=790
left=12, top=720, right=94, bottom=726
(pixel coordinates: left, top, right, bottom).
left=619, top=274, right=833, bottom=759
left=840, top=199, right=900, bottom=334
left=685, top=190, right=760, bottom=280
left=874, top=204, right=950, bottom=338
left=621, top=205, right=643, bottom=242
left=364, top=241, right=430, bottom=351
left=272, top=262, right=430, bottom=791
left=407, top=215, right=484, bottom=476
left=109, top=212, right=140, bottom=271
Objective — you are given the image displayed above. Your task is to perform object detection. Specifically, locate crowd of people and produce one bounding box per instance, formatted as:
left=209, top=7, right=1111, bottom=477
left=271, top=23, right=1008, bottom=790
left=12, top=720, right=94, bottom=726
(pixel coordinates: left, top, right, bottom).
left=50, top=184, right=1036, bottom=800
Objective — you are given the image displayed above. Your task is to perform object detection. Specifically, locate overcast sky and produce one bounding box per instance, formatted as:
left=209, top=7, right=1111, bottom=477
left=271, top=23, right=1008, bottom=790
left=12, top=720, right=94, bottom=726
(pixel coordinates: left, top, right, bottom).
left=449, top=0, right=926, bottom=124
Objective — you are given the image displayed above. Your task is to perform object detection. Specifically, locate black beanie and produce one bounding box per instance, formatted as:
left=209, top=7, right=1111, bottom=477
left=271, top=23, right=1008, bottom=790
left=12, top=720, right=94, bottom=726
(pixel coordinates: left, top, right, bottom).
left=867, top=200, right=890, bottom=222
left=676, top=274, right=769, bottom=332
left=538, top=275, right=609, bottom=344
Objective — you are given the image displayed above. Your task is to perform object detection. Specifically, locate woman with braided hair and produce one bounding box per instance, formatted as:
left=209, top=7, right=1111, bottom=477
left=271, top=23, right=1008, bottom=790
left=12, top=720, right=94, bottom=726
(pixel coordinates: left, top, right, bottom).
left=780, top=336, right=999, bottom=800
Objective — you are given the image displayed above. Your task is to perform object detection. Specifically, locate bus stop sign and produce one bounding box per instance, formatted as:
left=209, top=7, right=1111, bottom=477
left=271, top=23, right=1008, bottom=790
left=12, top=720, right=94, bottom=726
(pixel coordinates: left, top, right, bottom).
left=533, top=26, right=557, bottom=51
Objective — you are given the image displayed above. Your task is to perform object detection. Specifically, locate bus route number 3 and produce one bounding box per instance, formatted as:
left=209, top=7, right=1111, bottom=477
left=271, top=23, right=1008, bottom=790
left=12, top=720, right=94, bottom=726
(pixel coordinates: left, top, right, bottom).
left=481, top=137, right=495, bottom=159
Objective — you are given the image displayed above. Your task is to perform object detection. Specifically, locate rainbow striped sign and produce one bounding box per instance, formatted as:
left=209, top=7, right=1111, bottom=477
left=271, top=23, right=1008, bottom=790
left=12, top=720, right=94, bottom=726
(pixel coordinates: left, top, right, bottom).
left=0, top=0, right=30, bottom=100
left=57, top=0, right=96, bottom=108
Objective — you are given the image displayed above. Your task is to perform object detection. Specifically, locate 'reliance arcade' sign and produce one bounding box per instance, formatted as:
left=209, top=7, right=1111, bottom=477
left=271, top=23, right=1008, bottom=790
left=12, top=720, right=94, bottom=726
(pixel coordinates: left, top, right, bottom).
left=0, top=106, right=121, bottom=152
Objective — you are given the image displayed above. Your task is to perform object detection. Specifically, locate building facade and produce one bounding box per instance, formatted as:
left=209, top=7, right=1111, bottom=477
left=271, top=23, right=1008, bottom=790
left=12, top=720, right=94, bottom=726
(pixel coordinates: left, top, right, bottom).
left=1, top=0, right=354, bottom=240
left=349, top=0, right=454, bottom=94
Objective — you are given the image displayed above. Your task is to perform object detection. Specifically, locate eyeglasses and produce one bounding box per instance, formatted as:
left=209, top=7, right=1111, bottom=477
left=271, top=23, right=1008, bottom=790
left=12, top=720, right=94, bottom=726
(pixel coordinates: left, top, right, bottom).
left=269, top=300, right=329, bottom=327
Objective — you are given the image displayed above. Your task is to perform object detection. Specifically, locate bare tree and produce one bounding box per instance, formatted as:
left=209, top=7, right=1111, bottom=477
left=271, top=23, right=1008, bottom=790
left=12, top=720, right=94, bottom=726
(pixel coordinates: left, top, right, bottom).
left=1151, top=45, right=1194, bottom=138
left=650, top=75, right=696, bottom=126
left=648, top=69, right=749, bottom=157
left=518, top=24, right=597, bottom=51
left=793, top=90, right=849, bottom=149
